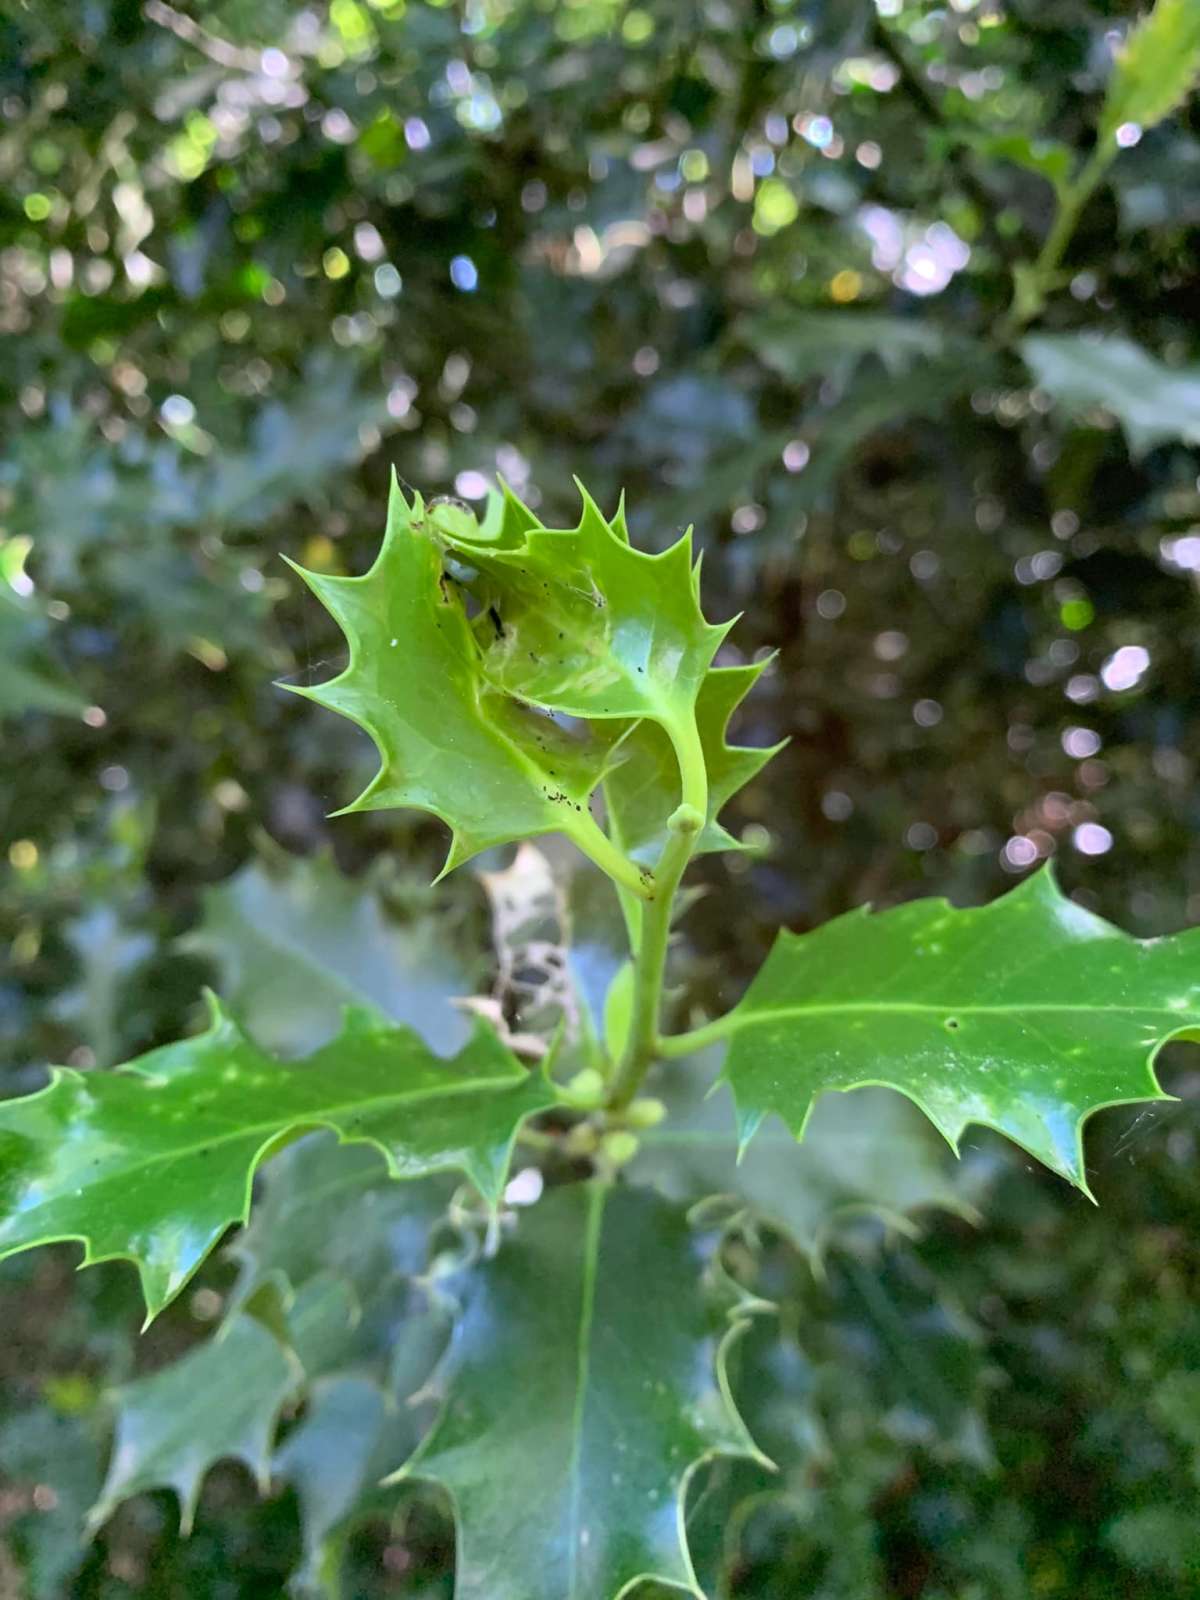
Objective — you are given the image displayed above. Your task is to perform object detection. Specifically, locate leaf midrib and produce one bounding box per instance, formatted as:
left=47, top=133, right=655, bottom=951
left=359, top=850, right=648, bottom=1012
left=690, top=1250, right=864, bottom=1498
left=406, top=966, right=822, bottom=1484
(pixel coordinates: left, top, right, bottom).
left=566, top=1183, right=605, bottom=1600
left=40, top=1068, right=529, bottom=1193
left=725, top=999, right=1199, bottom=1035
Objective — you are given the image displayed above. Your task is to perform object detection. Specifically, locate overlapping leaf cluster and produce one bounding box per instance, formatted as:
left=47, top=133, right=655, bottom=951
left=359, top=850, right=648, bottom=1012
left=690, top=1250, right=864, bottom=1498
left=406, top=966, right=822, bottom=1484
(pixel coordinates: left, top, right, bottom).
left=283, top=473, right=773, bottom=898
left=4, top=478, right=1200, bottom=1600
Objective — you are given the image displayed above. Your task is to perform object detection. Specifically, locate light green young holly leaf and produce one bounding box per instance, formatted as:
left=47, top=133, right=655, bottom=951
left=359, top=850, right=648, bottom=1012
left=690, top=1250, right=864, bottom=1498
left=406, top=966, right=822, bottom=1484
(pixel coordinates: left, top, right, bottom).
left=466, top=476, right=545, bottom=549
left=632, top=1057, right=977, bottom=1258
left=285, top=475, right=649, bottom=898
left=0, top=1002, right=550, bottom=1318
left=719, top=869, right=1196, bottom=1192
left=601, top=662, right=784, bottom=864
left=429, top=482, right=732, bottom=810
left=1098, top=0, right=1200, bottom=150
left=395, top=1183, right=767, bottom=1600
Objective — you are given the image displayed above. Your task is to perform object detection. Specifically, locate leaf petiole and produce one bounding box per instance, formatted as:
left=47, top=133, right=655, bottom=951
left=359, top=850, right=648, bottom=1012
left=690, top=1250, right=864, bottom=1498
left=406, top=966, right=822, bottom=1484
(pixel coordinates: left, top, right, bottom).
left=668, top=713, right=709, bottom=821
left=655, top=1014, right=735, bottom=1060
left=567, top=808, right=655, bottom=901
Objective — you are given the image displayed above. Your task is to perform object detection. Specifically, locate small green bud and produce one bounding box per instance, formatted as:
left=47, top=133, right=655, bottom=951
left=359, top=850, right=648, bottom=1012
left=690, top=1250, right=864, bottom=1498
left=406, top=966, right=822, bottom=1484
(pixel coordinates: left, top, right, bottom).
left=667, top=802, right=703, bottom=836
left=624, top=1097, right=667, bottom=1129
left=564, top=1122, right=599, bottom=1157
left=562, top=1068, right=606, bottom=1109
left=600, top=1130, right=640, bottom=1168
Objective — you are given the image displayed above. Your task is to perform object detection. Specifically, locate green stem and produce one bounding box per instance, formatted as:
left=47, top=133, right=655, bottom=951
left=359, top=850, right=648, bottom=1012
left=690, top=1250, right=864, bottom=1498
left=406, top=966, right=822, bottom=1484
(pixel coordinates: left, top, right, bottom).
left=1007, top=143, right=1114, bottom=334
left=669, top=713, right=709, bottom=820
left=605, top=803, right=702, bottom=1110
left=1035, top=146, right=1112, bottom=284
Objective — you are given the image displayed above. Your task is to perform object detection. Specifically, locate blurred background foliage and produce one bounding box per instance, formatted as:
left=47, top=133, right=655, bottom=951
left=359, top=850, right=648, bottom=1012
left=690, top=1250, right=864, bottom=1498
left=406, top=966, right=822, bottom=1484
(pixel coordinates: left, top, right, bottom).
left=2, top=0, right=1200, bottom=1594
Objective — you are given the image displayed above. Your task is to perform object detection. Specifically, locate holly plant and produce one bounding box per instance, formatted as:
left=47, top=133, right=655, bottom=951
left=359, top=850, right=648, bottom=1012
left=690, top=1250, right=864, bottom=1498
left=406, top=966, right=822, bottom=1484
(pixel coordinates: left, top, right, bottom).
left=3, top=477, right=1198, bottom=1600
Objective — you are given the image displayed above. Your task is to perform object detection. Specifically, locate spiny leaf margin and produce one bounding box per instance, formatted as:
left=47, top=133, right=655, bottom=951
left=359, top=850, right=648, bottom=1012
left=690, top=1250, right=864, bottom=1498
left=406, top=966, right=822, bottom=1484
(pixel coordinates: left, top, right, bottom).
left=0, top=995, right=550, bottom=1320
left=281, top=474, right=646, bottom=894
left=391, top=1182, right=771, bottom=1600
left=429, top=478, right=735, bottom=810
left=601, top=659, right=785, bottom=865
left=720, top=867, right=1193, bottom=1195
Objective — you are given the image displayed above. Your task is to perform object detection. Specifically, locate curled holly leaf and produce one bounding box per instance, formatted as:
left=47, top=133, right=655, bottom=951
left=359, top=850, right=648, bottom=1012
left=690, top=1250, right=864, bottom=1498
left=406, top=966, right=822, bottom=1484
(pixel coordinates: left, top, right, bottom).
left=601, top=661, right=784, bottom=865
left=284, top=474, right=650, bottom=897
left=0, top=999, right=550, bottom=1318
left=715, top=869, right=1194, bottom=1192
left=429, top=481, right=732, bottom=815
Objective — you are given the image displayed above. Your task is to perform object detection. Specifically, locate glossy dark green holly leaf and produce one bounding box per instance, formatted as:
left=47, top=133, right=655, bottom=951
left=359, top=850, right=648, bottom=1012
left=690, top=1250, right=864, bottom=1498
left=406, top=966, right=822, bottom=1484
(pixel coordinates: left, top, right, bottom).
left=100, top=1137, right=452, bottom=1589
left=430, top=481, right=731, bottom=810
left=226, top=1136, right=452, bottom=1385
left=90, top=1271, right=400, bottom=1542
left=90, top=1313, right=297, bottom=1535
left=813, top=1246, right=993, bottom=1466
left=719, top=869, right=1195, bottom=1192
left=731, top=1245, right=993, bottom=1497
left=0, top=557, right=84, bottom=718
left=285, top=474, right=648, bottom=898
left=395, top=1183, right=767, bottom=1600
left=272, top=1344, right=451, bottom=1600
left=600, top=662, right=783, bottom=865
left=227, top=1133, right=450, bottom=1317
left=49, top=905, right=154, bottom=1069
left=0, top=1408, right=103, bottom=1599
left=1022, top=333, right=1200, bottom=456
left=740, top=310, right=953, bottom=384
left=632, top=1057, right=977, bottom=1258
left=273, top=1375, right=414, bottom=1598
left=0, top=1001, right=551, bottom=1317
left=183, top=851, right=475, bottom=1057
left=281, top=1274, right=365, bottom=1380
